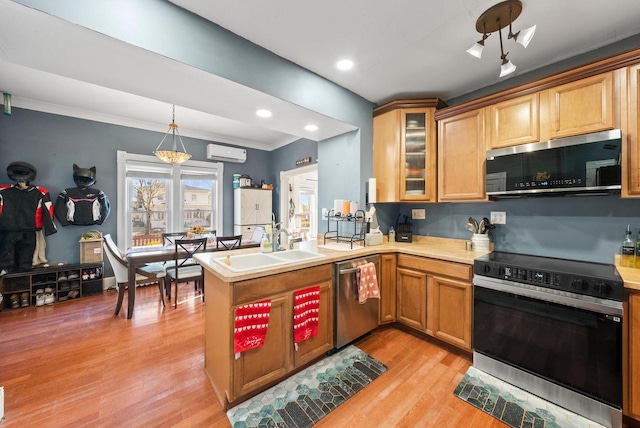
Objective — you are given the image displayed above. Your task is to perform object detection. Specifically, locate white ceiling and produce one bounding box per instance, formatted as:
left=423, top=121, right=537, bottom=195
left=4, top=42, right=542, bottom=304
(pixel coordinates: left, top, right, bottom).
left=2, top=0, right=640, bottom=151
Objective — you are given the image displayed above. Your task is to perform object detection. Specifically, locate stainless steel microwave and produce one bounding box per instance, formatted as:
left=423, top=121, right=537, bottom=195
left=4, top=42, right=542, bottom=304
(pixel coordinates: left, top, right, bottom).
left=486, top=129, right=622, bottom=198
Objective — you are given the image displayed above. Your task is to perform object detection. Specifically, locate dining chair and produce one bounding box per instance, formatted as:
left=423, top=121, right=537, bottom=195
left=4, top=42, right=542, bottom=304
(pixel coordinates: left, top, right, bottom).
left=161, top=232, right=186, bottom=246
left=165, top=238, right=207, bottom=308
left=216, top=235, right=242, bottom=250
left=103, top=234, right=166, bottom=316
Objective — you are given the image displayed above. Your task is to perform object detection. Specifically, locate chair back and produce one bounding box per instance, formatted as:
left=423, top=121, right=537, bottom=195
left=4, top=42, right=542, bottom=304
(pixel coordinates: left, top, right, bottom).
left=174, top=238, right=208, bottom=267
left=103, top=234, right=128, bottom=283
left=216, top=235, right=242, bottom=250
left=162, top=232, right=186, bottom=246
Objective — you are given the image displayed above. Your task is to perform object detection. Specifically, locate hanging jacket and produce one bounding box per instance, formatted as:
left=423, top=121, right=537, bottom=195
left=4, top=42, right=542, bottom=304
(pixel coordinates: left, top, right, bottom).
left=54, top=186, right=110, bottom=226
left=0, top=184, right=57, bottom=235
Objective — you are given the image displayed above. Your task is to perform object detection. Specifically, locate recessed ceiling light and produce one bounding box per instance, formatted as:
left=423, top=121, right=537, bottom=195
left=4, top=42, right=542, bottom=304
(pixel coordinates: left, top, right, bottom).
left=256, top=109, right=272, bottom=118
left=304, top=124, right=318, bottom=132
left=336, top=59, right=354, bottom=71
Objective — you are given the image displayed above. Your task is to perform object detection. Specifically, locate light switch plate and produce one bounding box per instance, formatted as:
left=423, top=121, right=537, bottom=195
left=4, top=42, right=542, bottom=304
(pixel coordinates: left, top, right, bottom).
left=491, top=211, right=506, bottom=224
left=412, top=209, right=426, bottom=220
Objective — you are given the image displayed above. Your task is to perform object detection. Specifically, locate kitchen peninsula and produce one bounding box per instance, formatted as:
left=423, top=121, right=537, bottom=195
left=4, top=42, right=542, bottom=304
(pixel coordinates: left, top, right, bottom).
left=194, top=236, right=487, bottom=409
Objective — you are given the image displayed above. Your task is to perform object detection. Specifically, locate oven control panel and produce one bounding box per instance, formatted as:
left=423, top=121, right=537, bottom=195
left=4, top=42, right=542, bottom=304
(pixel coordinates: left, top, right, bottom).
left=474, top=261, right=623, bottom=301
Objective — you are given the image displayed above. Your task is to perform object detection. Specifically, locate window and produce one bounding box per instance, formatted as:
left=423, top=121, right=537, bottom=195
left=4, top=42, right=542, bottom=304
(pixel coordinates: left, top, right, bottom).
left=117, top=151, right=224, bottom=248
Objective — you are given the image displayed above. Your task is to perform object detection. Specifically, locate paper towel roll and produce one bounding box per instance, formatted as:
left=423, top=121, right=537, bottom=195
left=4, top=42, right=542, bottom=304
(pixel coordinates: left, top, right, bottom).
left=342, top=200, right=350, bottom=215
left=368, top=178, right=377, bottom=203
left=333, top=199, right=343, bottom=214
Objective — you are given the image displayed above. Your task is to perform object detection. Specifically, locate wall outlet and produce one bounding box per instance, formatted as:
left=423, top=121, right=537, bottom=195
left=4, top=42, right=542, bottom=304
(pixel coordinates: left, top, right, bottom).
left=412, top=209, right=426, bottom=220
left=491, top=211, right=506, bottom=225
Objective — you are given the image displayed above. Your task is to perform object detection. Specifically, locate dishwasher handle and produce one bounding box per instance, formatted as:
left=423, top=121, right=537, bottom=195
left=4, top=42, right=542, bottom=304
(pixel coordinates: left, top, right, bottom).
left=338, top=266, right=360, bottom=275
left=337, top=260, right=379, bottom=275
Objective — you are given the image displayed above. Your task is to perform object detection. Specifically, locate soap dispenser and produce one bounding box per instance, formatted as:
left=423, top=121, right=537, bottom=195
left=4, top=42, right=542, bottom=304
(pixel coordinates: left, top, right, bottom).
left=261, top=233, right=271, bottom=253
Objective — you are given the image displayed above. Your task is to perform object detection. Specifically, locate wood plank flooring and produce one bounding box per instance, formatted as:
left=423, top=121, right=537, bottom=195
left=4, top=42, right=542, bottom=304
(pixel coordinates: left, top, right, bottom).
left=0, top=285, right=499, bottom=427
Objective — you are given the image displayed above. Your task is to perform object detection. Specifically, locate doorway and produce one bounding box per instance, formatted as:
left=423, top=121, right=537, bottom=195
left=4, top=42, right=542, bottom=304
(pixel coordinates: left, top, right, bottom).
left=280, top=164, right=318, bottom=240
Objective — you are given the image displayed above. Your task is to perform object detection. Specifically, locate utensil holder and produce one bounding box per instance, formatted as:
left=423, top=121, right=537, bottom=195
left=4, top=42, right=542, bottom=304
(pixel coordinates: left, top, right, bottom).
left=471, top=233, right=490, bottom=251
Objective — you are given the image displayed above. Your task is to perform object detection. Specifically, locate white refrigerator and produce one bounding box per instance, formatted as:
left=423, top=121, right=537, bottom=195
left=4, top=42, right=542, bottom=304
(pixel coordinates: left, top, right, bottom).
left=233, top=188, right=272, bottom=241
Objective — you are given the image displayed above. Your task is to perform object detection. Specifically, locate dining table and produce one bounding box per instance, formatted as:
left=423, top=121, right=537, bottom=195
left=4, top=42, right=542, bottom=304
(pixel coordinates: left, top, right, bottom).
left=123, top=239, right=259, bottom=319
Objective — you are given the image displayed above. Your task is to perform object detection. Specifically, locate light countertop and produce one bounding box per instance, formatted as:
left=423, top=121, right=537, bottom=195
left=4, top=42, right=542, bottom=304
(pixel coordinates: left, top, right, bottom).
left=613, top=255, right=640, bottom=291
left=194, top=235, right=491, bottom=283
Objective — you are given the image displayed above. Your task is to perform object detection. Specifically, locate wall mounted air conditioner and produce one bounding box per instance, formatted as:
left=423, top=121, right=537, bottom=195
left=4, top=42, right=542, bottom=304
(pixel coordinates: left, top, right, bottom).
left=206, top=144, right=247, bottom=163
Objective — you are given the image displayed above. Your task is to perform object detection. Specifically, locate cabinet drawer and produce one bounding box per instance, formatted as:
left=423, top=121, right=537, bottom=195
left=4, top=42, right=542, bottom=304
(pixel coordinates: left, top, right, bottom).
left=234, top=264, right=332, bottom=305
left=397, top=254, right=471, bottom=281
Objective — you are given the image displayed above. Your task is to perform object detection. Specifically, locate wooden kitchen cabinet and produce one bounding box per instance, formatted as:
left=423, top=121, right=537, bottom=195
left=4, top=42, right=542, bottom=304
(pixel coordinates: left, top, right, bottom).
left=627, top=291, right=640, bottom=418
left=373, top=99, right=444, bottom=202
left=379, top=253, right=397, bottom=324
left=233, top=280, right=332, bottom=398
left=542, top=72, right=615, bottom=139
left=293, top=280, right=333, bottom=367
left=204, top=264, right=333, bottom=408
left=234, top=293, right=291, bottom=398
left=625, top=64, right=640, bottom=196
left=488, top=93, right=540, bottom=149
left=428, top=275, right=472, bottom=351
left=397, top=254, right=473, bottom=351
left=437, top=108, right=487, bottom=202
left=396, top=266, right=427, bottom=331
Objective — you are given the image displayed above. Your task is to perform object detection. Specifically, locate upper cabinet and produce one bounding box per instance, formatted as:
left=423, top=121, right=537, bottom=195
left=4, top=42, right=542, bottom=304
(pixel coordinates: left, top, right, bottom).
left=437, top=108, right=487, bottom=202
left=542, top=72, right=615, bottom=139
left=373, top=99, right=445, bottom=203
left=489, top=93, right=539, bottom=149
left=625, top=64, right=640, bottom=196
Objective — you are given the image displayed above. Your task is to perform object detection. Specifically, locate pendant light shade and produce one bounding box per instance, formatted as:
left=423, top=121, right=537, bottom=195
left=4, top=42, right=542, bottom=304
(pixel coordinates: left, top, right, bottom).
left=466, top=41, right=485, bottom=59
left=153, top=104, right=191, bottom=164
left=511, top=24, right=536, bottom=48
left=499, top=59, right=517, bottom=77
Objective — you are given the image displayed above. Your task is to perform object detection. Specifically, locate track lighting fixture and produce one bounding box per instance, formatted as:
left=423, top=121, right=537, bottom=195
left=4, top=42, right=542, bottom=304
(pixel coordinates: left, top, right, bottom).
left=467, top=0, right=536, bottom=77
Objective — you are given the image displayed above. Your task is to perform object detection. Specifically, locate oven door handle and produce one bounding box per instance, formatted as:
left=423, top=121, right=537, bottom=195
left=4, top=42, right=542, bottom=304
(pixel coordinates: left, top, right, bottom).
left=473, top=275, right=623, bottom=316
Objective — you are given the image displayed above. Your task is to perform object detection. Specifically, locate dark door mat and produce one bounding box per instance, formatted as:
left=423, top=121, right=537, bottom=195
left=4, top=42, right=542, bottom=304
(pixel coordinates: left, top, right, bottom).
left=227, top=345, right=387, bottom=428
left=454, top=366, right=605, bottom=428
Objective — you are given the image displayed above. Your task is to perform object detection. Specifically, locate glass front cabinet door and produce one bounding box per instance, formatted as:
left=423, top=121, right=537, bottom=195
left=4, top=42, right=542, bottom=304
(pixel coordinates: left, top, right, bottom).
left=373, top=100, right=443, bottom=203
left=400, top=108, right=437, bottom=201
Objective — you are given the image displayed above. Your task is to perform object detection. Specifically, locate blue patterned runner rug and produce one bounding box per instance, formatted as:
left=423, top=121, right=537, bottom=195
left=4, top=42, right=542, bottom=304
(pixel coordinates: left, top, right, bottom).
left=227, top=345, right=387, bottom=428
left=454, top=366, right=605, bottom=428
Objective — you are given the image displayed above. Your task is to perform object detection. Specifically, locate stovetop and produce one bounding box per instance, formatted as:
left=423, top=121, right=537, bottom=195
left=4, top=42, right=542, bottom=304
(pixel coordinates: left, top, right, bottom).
left=474, top=251, right=623, bottom=301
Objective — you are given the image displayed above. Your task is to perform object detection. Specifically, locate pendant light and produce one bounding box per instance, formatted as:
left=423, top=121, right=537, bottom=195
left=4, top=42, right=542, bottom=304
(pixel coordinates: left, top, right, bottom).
left=153, top=104, right=191, bottom=164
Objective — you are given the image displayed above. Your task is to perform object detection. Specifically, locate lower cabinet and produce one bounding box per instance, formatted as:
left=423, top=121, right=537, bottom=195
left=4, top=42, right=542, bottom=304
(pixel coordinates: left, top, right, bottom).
left=204, top=264, right=333, bottom=408
left=627, top=291, right=640, bottom=419
left=396, top=254, right=472, bottom=351
left=396, top=267, right=427, bottom=331
left=379, top=254, right=397, bottom=324
left=428, top=274, right=472, bottom=351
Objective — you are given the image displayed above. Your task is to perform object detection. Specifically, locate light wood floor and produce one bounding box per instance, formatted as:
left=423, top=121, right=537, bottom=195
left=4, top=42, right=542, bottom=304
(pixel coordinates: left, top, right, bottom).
left=0, top=285, right=503, bottom=428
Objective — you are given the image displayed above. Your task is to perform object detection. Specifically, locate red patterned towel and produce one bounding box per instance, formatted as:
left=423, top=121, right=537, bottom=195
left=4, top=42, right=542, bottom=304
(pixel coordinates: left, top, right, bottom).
left=357, top=262, right=380, bottom=304
left=234, top=300, right=272, bottom=356
left=293, top=285, right=320, bottom=347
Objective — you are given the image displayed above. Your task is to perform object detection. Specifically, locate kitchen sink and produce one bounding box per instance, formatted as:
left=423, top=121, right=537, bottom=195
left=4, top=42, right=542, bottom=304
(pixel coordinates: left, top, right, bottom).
left=212, top=253, right=287, bottom=272
left=270, top=249, right=326, bottom=262
left=212, top=249, right=325, bottom=273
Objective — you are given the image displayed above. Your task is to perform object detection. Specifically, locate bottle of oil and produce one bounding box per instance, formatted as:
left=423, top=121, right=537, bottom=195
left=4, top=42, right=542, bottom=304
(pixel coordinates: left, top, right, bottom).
left=622, top=224, right=635, bottom=267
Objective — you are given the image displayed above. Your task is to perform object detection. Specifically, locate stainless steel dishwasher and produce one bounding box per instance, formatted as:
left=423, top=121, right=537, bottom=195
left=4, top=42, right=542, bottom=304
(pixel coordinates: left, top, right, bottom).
left=333, top=254, right=380, bottom=349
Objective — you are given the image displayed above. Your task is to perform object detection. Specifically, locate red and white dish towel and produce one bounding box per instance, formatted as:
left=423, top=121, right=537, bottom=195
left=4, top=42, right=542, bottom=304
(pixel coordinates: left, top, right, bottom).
left=357, top=262, right=380, bottom=304
left=234, top=299, right=272, bottom=359
left=293, top=285, right=320, bottom=350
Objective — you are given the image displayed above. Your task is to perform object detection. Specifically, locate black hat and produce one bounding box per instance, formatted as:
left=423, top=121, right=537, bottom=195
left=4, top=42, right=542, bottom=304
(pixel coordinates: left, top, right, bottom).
left=73, top=164, right=96, bottom=187
left=7, top=161, right=37, bottom=183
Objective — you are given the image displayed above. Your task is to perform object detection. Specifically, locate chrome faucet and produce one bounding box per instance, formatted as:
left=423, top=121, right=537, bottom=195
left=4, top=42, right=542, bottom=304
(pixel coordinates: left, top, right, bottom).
left=273, top=227, right=290, bottom=251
